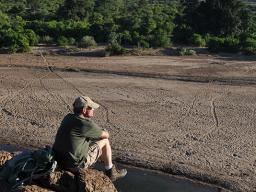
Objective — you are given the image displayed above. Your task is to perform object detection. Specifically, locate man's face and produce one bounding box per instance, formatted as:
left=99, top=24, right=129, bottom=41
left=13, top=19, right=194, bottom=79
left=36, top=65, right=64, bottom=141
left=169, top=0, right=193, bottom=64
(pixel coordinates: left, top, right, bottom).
left=84, top=107, right=94, bottom=118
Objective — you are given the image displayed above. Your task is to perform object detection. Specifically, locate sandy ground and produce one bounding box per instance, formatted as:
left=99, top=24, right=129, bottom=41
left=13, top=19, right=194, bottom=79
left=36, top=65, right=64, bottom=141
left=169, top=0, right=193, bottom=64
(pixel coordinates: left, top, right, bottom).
left=0, top=51, right=255, bottom=191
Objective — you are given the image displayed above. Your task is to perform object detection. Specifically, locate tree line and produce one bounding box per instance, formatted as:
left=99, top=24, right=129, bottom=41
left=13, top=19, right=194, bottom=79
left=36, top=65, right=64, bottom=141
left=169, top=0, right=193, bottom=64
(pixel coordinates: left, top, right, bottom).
left=0, top=0, right=255, bottom=54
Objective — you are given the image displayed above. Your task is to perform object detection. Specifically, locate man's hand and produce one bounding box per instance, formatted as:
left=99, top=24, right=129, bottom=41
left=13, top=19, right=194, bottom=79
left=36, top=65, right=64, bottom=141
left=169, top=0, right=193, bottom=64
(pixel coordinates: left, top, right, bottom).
left=100, top=130, right=109, bottom=139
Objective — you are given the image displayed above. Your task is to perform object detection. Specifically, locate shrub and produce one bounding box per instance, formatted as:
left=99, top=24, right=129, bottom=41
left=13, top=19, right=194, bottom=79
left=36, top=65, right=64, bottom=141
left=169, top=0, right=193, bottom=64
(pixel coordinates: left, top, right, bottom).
left=0, top=14, right=30, bottom=53
left=40, top=36, right=54, bottom=44
left=208, top=37, right=225, bottom=52
left=178, top=48, right=197, bottom=56
left=68, top=37, right=76, bottom=45
left=138, top=39, right=150, bottom=48
left=208, top=36, right=240, bottom=53
left=9, top=35, right=30, bottom=53
left=26, top=20, right=90, bottom=41
left=241, top=37, right=256, bottom=54
left=223, top=37, right=240, bottom=52
left=121, top=30, right=132, bottom=45
left=25, top=29, right=38, bottom=46
left=105, top=42, right=127, bottom=56
left=150, top=30, right=171, bottom=48
left=173, top=24, right=194, bottom=44
left=190, top=33, right=206, bottom=47
left=79, top=36, right=97, bottom=48
left=57, top=36, right=69, bottom=46
left=204, top=33, right=211, bottom=44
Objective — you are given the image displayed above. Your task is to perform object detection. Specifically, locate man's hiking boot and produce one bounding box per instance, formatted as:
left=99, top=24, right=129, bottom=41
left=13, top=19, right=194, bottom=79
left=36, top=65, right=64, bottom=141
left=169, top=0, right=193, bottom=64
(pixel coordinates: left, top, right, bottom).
left=105, top=164, right=127, bottom=181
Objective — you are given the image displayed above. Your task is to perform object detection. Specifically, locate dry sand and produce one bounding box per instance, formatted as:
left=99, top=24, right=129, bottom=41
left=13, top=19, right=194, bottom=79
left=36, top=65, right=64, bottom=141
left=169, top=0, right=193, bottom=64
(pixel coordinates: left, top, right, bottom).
left=0, top=52, right=255, bottom=191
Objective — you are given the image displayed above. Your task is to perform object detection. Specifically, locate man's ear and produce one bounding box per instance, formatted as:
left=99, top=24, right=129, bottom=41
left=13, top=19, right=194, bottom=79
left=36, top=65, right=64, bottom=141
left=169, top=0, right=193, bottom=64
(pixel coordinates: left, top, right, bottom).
left=81, top=107, right=87, bottom=115
left=80, top=107, right=86, bottom=115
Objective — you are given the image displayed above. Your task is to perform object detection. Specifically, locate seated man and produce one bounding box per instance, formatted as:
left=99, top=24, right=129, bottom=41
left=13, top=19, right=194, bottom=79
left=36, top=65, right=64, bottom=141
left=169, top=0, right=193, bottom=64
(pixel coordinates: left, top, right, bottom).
left=53, top=96, right=127, bottom=181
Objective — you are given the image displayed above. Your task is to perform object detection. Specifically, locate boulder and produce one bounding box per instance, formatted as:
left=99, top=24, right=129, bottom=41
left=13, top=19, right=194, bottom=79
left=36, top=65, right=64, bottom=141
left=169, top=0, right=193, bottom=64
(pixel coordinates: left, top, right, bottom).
left=14, top=185, right=50, bottom=192
left=0, top=151, right=13, bottom=167
left=38, top=168, right=118, bottom=192
left=0, top=151, right=117, bottom=192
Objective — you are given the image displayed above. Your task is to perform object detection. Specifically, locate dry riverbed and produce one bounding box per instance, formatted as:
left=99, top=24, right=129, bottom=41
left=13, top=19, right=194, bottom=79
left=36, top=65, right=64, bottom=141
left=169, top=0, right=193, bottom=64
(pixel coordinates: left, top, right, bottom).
left=0, top=51, right=255, bottom=191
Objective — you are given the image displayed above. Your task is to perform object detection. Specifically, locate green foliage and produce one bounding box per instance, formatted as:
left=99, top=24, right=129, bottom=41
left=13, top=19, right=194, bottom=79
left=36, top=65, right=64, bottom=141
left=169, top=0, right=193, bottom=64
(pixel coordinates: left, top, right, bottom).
left=224, top=36, right=241, bottom=52
left=0, top=0, right=255, bottom=54
left=190, top=33, right=206, bottom=47
left=25, top=29, right=38, bottom=45
left=241, top=36, right=256, bottom=54
left=178, top=48, right=197, bottom=56
left=79, top=36, right=97, bottom=48
left=105, top=42, right=127, bottom=56
left=182, top=0, right=250, bottom=36
left=114, top=3, right=178, bottom=48
left=150, top=29, right=171, bottom=48
left=58, top=0, right=95, bottom=20
left=0, top=13, right=30, bottom=53
left=25, top=0, right=64, bottom=19
left=7, top=31, right=30, bottom=53
left=68, top=37, right=76, bottom=45
left=40, top=35, right=54, bottom=44
left=173, top=24, right=194, bottom=44
left=0, top=0, right=64, bottom=20
left=95, top=0, right=124, bottom=17
left=56, top=36, right=69, bottom=46
left=26, top=20, right=90, bottom=40
left=208, top=36, right=240, bottom=53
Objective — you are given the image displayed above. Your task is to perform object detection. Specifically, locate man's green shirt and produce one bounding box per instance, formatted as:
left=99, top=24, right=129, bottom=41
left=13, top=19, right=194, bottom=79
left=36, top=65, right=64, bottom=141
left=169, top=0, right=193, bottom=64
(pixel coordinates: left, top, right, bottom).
left=53, top=113, right=102, bottom=168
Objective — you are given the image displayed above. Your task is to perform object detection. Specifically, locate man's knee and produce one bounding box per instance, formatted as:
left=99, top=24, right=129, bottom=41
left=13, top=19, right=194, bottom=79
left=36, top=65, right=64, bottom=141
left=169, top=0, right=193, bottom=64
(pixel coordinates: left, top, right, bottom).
left=96, top=138, right=110, bottom=149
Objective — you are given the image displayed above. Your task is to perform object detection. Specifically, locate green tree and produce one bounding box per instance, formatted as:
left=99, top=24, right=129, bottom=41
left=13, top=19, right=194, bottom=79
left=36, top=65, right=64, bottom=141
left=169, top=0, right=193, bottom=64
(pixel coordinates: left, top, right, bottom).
left=25, top=0, right=64, bottom=20
left=58, top=0, right=95, bottom=20
left=184, top=0, right=251, bottom=36
left=0, top=13, right=30, bottom=53
left=95, top=0, right=124, bottom=17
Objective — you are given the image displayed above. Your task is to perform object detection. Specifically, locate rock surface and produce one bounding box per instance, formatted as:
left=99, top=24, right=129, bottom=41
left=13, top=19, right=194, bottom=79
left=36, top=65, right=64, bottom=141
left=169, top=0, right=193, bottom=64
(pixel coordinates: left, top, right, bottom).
left=0, top=151, right=117, bottom=192
left=0, top=151, right=13, bottom=166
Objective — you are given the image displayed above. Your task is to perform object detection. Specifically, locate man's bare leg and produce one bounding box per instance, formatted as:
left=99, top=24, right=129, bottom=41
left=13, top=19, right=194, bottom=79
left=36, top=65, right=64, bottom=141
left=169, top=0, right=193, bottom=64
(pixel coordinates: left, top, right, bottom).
left=96, top=139, right=113, bottom=168
left=95, top=139, right=127, bottom=181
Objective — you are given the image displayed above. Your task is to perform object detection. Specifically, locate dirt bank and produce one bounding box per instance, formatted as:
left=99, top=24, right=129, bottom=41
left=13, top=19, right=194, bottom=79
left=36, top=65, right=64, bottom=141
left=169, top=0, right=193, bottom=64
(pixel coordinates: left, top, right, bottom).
left=0, top=52, right=255, bottom=191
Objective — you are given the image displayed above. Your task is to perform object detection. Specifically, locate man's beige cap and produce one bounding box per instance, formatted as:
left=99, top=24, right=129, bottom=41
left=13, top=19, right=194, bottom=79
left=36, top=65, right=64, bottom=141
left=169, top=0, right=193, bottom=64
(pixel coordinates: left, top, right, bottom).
left=73, top=96, right=100, bottom=109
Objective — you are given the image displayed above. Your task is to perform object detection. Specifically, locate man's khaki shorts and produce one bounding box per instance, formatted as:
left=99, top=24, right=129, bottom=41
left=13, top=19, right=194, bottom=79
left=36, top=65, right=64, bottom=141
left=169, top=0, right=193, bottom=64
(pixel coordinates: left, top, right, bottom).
left=84, top=142, right=102, bottom=168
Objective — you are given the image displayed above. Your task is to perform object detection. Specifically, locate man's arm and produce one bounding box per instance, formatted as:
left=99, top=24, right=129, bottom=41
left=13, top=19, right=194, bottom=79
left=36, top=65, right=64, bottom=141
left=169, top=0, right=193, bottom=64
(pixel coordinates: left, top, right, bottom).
left=100, top=130, right=109, bottom=139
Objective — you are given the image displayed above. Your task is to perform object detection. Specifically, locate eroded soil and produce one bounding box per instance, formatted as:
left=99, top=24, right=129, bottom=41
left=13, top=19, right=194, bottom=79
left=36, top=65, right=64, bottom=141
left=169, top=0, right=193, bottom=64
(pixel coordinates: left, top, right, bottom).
left=0, top=51, right=255, bottom=191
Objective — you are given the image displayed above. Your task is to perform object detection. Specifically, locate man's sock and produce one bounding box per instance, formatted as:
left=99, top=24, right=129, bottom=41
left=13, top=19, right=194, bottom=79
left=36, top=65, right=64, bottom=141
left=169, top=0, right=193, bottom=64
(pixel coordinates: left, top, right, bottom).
left=105, top=164, right=113, bottom=170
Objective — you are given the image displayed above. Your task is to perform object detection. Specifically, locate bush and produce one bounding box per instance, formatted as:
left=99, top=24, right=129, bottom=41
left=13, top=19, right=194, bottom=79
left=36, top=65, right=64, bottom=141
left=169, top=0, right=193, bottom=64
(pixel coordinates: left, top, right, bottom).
left=40, top=36, right=54, bottom=44
left=138, top=39, right=150, bottom=48
left=208, top=36, right=240, bottom=53
left=208, top=37, right=225, bottom=52
left=241, top=37, right=256, bottom=54
left=150, top=30, right=171, bottom=48
left=173, top=24, right=194, bottom=44
left=26, top=20, right=90, bottom=41
left=25, top=29, right=38, bottom=46
left=190, top=33, right=206, bottom=47
left=223, top=37, right=240, bottom=52
left=79, top=36, right=97, bottom=48
left=0, top=14, right=30, bottom=53
left=105, top=42, right=127, bottom=56
left=7, top=32, right=30, bottom=53
left=68, top=37, right=76, bottom=45
left=204, top=33, right=211, bottom=44
left=57, top=36, right=69, bottom=46
left=178, top=48, right=197, bottom=56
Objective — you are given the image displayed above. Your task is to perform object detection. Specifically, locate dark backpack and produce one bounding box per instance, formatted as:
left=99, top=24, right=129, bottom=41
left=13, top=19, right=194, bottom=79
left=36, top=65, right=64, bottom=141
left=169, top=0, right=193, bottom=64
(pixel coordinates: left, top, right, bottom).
left=0, top=146, right=57, bottom=190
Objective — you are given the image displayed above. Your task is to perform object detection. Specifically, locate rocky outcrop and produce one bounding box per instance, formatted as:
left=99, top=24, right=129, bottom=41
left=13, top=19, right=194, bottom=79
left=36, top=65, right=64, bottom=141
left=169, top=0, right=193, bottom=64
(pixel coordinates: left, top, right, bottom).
left=0, top=151, right=13, bottom=166
left=0, top=151, right=117, bottom=192
left=37, top=169, right=118, bottom=192
left=14, top=185, right=49, bottom=192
